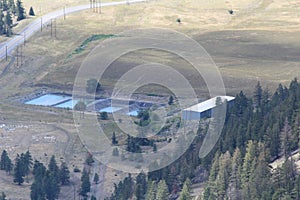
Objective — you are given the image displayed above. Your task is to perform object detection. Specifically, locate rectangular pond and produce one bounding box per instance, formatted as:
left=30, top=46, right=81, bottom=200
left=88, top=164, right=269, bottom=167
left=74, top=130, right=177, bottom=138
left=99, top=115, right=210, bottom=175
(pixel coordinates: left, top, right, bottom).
left=99, top=106, right=122, bottom=113
left=127, top=110, right=139, bottom=116
left=55, top=100, right=79, bottom=109
left=25, top=94, right=71, bottom=106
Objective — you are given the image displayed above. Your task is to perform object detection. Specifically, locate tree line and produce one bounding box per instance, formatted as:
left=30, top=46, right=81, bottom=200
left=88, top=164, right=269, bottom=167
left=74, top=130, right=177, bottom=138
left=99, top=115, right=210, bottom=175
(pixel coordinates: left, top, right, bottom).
left=203, top=141, right=300, bottom=199
left=108, top=172, right=193, bottom=200
left=202, top=78, right=300, bottom=199
left=109, top=78, right=300, bottom=199
left=0, top=0, right=27, bottom=36
left=0, top=150, right=72, bottom=200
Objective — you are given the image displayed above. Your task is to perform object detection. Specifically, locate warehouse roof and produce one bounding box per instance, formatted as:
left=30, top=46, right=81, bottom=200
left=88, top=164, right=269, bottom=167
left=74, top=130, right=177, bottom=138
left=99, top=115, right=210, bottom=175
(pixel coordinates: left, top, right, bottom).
left=183, top=96, right=235, bottom=113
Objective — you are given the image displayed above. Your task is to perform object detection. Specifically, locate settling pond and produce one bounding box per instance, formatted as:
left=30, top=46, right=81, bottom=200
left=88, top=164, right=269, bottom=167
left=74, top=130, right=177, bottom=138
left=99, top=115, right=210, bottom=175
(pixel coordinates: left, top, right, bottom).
left=25, top=94, right=157, bottom=116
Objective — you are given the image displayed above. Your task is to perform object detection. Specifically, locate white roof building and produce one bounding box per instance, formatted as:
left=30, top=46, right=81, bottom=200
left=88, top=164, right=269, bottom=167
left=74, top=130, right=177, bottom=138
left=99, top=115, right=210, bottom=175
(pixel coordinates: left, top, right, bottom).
left=182, top=96, right=235, bottom=120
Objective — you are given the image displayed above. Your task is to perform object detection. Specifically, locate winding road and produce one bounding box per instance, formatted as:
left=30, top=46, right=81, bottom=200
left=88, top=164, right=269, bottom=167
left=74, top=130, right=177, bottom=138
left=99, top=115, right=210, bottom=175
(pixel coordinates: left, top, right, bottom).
left=0, top=0, right=146, bottom=60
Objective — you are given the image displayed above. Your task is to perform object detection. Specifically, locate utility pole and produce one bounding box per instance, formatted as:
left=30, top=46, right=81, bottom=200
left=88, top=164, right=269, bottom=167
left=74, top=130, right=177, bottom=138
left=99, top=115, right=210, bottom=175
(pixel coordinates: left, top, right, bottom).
left=50, top=19, right=52, bottom=37
left=23, top=31, right=26, bottom=46
left=5, top=46, right=7, bottom=61
left=16, top=46, right=19, bottom=67
left=64, top=7, right=66, bottom=20
left=20, top=45, right=23, bottom=66
left=99, top=0, right=101, bottom=14
left=50, top=19, right=56, bottom=38
left=96, top=0, right=98, bottom=13
left=93, top=0, right=95, bottom=12
left=53, top=19, right=57, bottom=38
left=41, top=18, right=43, bottom=32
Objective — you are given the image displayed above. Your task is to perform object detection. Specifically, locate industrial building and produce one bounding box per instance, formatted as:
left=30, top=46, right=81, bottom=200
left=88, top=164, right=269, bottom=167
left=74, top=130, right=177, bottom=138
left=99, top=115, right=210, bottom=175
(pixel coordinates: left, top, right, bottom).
left=182, top=96, right=235, bottom=120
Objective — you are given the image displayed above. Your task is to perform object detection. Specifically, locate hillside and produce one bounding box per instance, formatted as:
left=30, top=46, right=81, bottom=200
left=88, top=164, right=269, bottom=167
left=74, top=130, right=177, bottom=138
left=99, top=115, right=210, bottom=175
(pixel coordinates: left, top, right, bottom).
left=0, top=0, right=299, bottom=199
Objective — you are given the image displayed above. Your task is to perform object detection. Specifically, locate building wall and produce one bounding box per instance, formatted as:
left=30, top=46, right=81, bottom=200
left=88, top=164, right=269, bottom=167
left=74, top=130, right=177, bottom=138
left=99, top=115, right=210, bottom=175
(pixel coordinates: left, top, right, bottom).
left=182, top=110, right=202, bottom=121
left=182, top=98, right=235, bottom=121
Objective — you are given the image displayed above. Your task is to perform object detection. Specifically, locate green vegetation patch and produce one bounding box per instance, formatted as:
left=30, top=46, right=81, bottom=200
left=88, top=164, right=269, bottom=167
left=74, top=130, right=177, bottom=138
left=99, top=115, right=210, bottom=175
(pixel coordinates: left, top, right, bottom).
left=69, top=34, right=115, bottom=57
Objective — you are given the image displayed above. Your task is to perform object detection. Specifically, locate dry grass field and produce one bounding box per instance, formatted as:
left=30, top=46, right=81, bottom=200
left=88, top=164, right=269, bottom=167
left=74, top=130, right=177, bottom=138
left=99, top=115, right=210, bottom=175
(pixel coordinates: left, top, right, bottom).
left=11, top=0, right=300, bottom=96
left=0, top=0, right=300, bottom=199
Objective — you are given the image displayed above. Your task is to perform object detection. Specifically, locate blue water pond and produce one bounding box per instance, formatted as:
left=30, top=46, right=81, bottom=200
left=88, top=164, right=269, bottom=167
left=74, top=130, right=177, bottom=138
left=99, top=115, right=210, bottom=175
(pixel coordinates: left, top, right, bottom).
left=127, top=110, right=139, bottom=116
left=99, top=106, right=122, bottom=113
left=25, top=94, right=71, bottom=106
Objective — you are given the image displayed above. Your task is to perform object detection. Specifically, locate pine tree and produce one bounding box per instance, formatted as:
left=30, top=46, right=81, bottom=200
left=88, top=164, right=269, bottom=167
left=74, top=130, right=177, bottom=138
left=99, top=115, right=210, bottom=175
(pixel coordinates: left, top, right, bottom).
left=100, top=112, right=108, bottom=120
left=126, top=135, right=141, bottom=153
left=168, top=96, right=174, bottom=105
left=153, top=143, right=157, bottom=152
left=178, top=178, right=192, bottom=200
left=242, top=141, right=256, bottom=184
left=80, top=170, right=91, bottom=198
left=23, top=150, right=33, bottom=177
left=215, top=151, right=231, bottom=199
left=270, top=122, right=281, bottom=159
left=156, top=180, right=169, bottom=200
left=253, top=81, right=263, bottom=110
left=60, top=162, right=70, bottom=185
left=44, top=170, right=60, bottom=200
left=33, top=160, right=46, bottom=178
left=8, top=0, right=16, bottom=14
left=146, top=181, right=156, bottom=200
left=31, top=160, right=46, bottom=200
left=30, top=180, right=46, bottom=200
left=112, top=147, right=119, bottom=157
left=29, top=6, right=35, bottom=16
left=135, top=172, right=147, bottom=200
left=86, top=78, right=101, bottom=94
left=0, top=11, right=5, bottom=35
left=16, top=0, right=25, bottom=21
left=5, top=10, right=12, bottom=37
left=241, top=141, right=257, bottom=198
left=280, top=118, right=292, bottom=159
left=13, top=154, right=25, bottom=185
left=48, top=155, right=59, bottom=182
left=2, top=0, right=8, bottom=11
left=0, top=150, right=8, bottom=170
left=281, top=159, right=297, bottom=195
left=4, top=157, right=12, bottom=174
left=74, top=101, right=86, bottom=119
left=229, top=148, right=242, bottom=199
left=249, top=148, right=272, bottom=199
left=122, top=173, right=134, bottom=199
left=208, top=152, right=220, bottom=183
left=85, top=153, right=94, bottom=166
left=204, top=152, right=220, bottom=199
left=112, top=131, right=118, bottom=145
left=0, top=192, right=6, bottom=200
left=94, top=173, right=99, bottom=184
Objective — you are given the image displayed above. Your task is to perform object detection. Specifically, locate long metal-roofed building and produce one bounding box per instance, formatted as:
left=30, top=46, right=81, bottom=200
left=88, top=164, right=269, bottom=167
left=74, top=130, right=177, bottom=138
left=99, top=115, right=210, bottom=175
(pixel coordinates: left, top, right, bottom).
left=182, top=96, right=235, bottom=121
